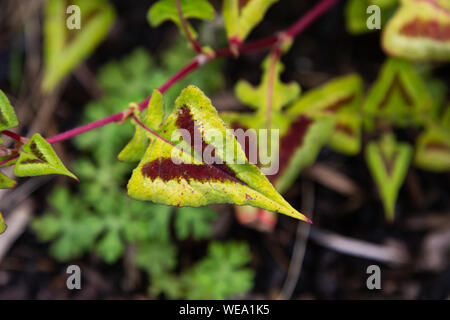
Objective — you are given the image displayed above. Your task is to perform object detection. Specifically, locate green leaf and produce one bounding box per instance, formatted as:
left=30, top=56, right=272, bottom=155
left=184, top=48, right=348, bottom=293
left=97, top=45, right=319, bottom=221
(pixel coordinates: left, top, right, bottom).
left=0, top=171, right=17, bottom=189
left=0, top=89, right=18, bottom=130
left=181, top=241, right=254, bottom=299
left=414, top=104, right=450, bottom=172
left=118, top=89, right=166, bottom=162
left=286, top=74, right=364, bottom=155
left=345, top=0, right=398, bottom=35
left=363, top=58, right=432, bottom=127
left=31, top=188, right=104, bottom=261
left=127, top=86, right=310, bottom=222
left=175, top=207, right=217, bottom=240
left=42, top=0, right=116, bottom=91
left=0, top=212, right=6, bottom=235
left=222, top=56, right=300, bottom=132
left=272, top=115, right=335, bottom=193
left=95, top=229, right=125, bottom=263
left=147, top=0, right=215, bottom=39
left=14, top=134, right=78, bottom=180
left=136, top=240, right=178, bottom=275
left=223, top=0, right=278, bottom=45
left=365, top=133, right=413, bottom=221
left=382, top=0, right=450, bottom=61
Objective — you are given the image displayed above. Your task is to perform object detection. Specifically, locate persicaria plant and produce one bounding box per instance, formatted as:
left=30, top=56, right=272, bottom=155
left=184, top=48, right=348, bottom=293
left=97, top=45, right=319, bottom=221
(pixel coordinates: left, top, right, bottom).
left=0, top=0, right=449, bottom=300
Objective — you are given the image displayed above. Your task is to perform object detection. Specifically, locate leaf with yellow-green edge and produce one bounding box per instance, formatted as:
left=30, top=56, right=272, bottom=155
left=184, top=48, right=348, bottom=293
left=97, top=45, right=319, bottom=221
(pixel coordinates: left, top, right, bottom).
left=14, top=134, right=78, bottom=180
left=365, top=133, right=413, bottom=221
left=118, top=90, right=166, bottom=162
left=363, top=58, right=432, bottom=128
left=286, top=74, right=364, bottom=155
left=382, top=0, right=450, bottom=61
left=221, top=56, right=300, bottom=134
left=147, top=0, right=215, bottom=39
left=0, top=89, right=18, bottom=130
left=42, top=0, right=116, bottom=92
left=414, top=104, right=450, bottom=172
left=223, top=0, right=278, bottom=46
left=127, top=85, right=310, bottom=223
left=0, top=172, right=17, bottom=189
left=345, top=0, right=398, bottom=35
left=0, top=212, right=6, bottom=234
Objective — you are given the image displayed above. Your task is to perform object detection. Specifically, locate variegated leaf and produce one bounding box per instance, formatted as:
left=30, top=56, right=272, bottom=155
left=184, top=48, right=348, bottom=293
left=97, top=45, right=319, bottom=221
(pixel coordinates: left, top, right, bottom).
left=365, top=133, right=413, bottom=221
left=382, top=0, right=450, bottom=61
left=363, top=58, right=432, bottom=127
left=0, top=212, right=6, bottom=235
left=127, top=86, right=310, bottom=222
left=43, top=0, right=116, bottom=91
left=14, top=134, right=78, bottom=180
left=286, top=74, right=364, bottom=155
left=414, top=104, right=450, bottom=171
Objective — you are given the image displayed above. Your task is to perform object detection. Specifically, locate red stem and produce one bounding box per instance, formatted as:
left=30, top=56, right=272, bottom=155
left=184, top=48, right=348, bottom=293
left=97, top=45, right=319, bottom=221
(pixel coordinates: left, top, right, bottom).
left=175, top=0, right=204, bottom=54
left=45, top=0, right=340, bottom=144
left=1, top=130, right=24, bottom=142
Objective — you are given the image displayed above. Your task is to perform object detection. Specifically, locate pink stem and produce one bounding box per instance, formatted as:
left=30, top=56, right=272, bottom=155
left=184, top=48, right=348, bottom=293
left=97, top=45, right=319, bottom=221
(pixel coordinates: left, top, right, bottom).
left=46, top=0, right=340, bottom=145
left=1, top=130, right=24, bottom=142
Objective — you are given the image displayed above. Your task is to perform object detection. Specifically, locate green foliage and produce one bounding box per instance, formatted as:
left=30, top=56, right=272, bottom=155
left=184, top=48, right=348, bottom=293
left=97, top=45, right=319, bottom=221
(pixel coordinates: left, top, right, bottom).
left=33, top=38, right=255, bottom=299
left=14, top=134, right=78, bottom=180
left=127, top=85, right=309, bottom=222
left=147, top=0, right=215, bottom=39
left=0, top=212, right=6, bottom=234
left=42, top=0, right=116, bottom=92
left=363, top=58, right=432, bottom=128
left=223, top=0, right=278, bottom=45
left=0, top=89, right=18, bottom=131
left=0, top=172, right=17, bottom=189
left=365, top=134, right=412, bottom=221
left=345, top=0, right=398, bottom=35
left=181, top=242, right=254, bottom=299
left=382, top=0, right=450, bottom=61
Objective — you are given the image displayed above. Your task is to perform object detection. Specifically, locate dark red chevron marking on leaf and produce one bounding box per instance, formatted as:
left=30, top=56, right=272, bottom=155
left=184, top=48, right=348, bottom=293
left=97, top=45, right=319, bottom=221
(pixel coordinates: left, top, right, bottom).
left=30, top=142, right=46, bottom=161
left=400, top=18, right=450, bottom=41
left=271, top=115, right=313, bottom=182
left=426, top=141, right=450, bottom=151
left=335, top=123, right=354, bottom=136
left=175, top=105, right=241, bottom=182
left=324, top=95, right=355, bottom=113
left=230, top=122, right=256, bottom=164
left=141, top=159, right=240, bottom=183
left=379, top=75, right=413, bottom=109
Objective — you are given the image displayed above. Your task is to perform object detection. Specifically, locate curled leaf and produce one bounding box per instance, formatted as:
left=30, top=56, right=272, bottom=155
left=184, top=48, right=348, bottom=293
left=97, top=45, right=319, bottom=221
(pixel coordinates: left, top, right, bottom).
left=14, top=134, right=78, bottom=180
left=127, top=86, right=310, bottom=222
left=365, top=133, right=413, bottom=221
